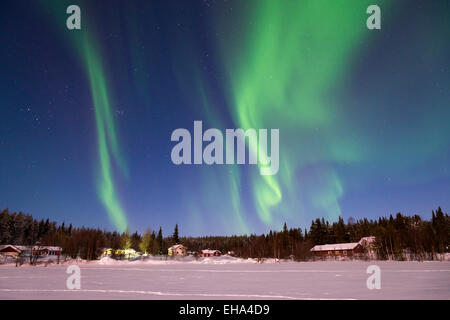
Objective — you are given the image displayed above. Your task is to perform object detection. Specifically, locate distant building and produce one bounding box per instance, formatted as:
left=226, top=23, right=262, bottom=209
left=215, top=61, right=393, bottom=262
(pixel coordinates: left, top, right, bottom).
left=101, top=248, right=139, bottom=259
left=168, top=244, right=187, bottom=256
left=36, top=246, right=62, bottom=256
left=101, top=248, right=114, bottom=256
left=201, top=249, right=221, bottom=257
left=310, top=237, right=376, bottom=259
left=0, top=245, right=21, bottom=257
left=310, top=242, right=363, bottom=258
left=1, top=245, right=61, bottom=257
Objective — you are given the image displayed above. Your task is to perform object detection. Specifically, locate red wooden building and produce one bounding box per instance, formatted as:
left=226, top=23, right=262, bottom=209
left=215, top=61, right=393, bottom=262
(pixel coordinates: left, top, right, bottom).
left=201, top=249, right=221, bottom=257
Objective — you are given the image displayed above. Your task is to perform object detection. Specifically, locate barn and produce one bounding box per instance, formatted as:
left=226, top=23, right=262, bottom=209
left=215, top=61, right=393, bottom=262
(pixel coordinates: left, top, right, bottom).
left=201, top=249, right=221, bottom=257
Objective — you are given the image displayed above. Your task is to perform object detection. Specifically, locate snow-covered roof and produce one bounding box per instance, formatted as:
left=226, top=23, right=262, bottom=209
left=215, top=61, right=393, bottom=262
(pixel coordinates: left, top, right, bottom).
left=310, top=237, right=377, bottom=252
left=1, top=245, right=62, bottom=251
left=201, top=249, right=221, bottom=254
left=0, top=245, right=21, bottom=252
left=310, top=242, right=360, bottom=252
left=169, top=244, right=186, bottom=250
left=42, top=246, right=62, bottom=251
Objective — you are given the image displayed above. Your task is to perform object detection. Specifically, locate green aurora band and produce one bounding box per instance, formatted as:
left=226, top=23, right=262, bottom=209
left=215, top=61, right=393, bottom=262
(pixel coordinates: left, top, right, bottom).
left=216, top=0, right=392, bottom=226
left=81, top=33, right=128, bottom=233
left=40, top=2, right=129, bottom=232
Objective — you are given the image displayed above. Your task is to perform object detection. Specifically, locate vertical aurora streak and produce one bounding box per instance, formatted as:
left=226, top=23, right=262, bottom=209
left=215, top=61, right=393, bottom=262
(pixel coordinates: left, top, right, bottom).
left=82, top=33, right=128, bottom=233
left=38, top=1, right=129, bottom=232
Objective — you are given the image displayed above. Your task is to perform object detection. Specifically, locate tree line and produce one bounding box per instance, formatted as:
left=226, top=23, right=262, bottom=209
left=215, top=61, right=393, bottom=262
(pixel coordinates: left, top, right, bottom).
left=0, top=207, right=448, bottom=261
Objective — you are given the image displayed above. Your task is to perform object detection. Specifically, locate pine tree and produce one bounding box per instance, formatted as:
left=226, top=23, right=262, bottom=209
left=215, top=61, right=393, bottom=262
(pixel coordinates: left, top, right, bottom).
left=172, top=224, right=180, bottom=244
left=13, top=212, right=25, bottom=244
left=154, top=227, right=163, bottom=255
left=335, top=216, right=346, bottom=243
left=0, top=209, right=11, bottom=244
left=434, top=207, right=447, bottom=253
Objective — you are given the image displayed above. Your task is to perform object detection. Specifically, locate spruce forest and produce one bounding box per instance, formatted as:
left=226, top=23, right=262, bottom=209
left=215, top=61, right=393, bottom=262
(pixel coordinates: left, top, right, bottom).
left=0, top=207, right=448, bottom=261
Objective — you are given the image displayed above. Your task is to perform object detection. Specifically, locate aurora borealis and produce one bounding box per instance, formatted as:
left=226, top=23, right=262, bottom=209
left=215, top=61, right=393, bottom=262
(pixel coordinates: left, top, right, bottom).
left=83, top=34, right=129, bottom=233
left=0, top=0, right=449, bottom=235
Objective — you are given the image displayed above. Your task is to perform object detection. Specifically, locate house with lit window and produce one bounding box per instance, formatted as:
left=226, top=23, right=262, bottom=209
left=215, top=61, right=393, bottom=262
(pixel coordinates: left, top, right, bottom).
left=102, top=248, right=139, bottom=259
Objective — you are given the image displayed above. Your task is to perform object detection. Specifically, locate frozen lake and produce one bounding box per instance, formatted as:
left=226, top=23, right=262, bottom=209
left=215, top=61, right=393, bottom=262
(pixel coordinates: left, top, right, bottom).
left=0, top=260, right=449, bottom=299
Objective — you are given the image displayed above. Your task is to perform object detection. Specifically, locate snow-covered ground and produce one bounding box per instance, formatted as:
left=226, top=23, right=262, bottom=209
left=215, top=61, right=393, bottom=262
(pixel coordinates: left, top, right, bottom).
left=0, top=258, right=449, bottom=299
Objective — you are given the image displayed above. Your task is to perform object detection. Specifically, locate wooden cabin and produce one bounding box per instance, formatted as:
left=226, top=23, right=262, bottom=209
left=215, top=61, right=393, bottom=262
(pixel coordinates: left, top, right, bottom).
left=310, top=242, right=364, bottom=258
left=168, top=244, right=187, bottom=256
left=310, top=236, right=376, bottom=259
left=0, top=245, right=21, bottom=257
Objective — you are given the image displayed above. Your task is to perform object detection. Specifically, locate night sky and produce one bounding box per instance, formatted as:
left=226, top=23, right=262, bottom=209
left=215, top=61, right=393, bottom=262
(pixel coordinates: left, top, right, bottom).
left=0, top=0, right=449, bottom=236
